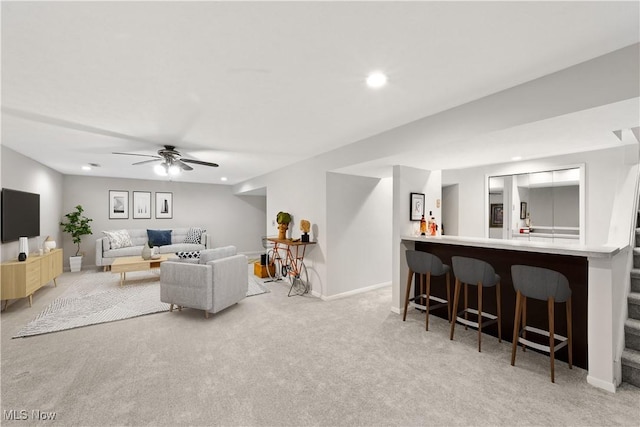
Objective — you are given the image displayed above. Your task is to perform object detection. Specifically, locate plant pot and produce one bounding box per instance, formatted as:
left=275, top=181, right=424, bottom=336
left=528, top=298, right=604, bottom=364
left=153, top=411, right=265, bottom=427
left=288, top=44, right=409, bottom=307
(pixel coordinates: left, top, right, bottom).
left=277, top=223, right=289, bottom=240
left=69, top=256, right=83, bottom=272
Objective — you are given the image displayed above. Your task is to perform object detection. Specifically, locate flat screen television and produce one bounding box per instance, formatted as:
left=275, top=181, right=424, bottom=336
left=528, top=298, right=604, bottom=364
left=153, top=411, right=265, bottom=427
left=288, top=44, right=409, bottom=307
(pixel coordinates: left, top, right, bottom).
left=1, top=188, right=40, bottom=243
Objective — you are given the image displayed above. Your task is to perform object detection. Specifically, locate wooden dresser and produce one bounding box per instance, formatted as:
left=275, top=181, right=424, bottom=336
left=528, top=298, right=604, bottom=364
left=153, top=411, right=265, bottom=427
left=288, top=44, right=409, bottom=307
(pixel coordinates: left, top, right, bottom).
left=1, top=248, right=63, bottom=309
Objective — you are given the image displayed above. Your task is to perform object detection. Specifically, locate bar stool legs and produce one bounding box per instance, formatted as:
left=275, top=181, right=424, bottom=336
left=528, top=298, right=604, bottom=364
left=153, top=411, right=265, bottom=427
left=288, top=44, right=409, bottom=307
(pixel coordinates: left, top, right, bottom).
left=511, top=289, right=573, bottom=383
left=449, top=256, right=501, bottom=353
left=496, top=281, right=502, bottom=341
left=566, top=298, right=573, bottom=369
left=511, top=291, right=521, bottom=366
left=402, top=251, right=451, bottom=331
left=449, top=279, right=501, bottom=352
left=402, top=268, right=415, bottom=322
left=425, top=272, right=431, bottom=331
left=423, top=271, right=451, bottom=331
left=477, top=282, right=483, bottom=351
left=446, top=272, right=451, bottom=322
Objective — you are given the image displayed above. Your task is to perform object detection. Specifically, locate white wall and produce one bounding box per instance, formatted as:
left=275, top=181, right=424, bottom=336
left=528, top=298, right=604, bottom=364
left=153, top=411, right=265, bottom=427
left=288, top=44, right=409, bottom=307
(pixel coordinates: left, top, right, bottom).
left=326, top=173, right=392, bottom=298
left=63, top=175, right=266, bottom=269
left=1, top=146, right=64, bottom=262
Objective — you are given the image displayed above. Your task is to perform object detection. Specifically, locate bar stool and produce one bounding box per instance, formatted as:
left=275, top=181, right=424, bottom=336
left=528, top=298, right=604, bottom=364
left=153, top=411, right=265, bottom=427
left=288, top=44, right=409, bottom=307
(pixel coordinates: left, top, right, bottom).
left=510, top=265, right=573, bottom=383
left=449, top=256, right=501, bottom=352
left=403, top=250, right=451, bottom=331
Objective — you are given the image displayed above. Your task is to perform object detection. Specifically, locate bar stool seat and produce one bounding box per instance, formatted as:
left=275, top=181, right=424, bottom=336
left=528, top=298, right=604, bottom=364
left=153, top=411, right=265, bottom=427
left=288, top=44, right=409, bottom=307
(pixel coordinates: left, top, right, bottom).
left=449, top=256, right=502, bottom=352
left=510, top=265, right=573, bottom=383
left=403, top=250, right=451, bottom=331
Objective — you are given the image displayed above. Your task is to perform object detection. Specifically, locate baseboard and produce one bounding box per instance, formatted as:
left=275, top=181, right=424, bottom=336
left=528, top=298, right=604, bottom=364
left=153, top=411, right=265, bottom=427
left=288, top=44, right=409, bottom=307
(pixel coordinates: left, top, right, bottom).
left=587, top=375, right=617, bottom=393
left=390, top=306, right=403, bottom=315
left=320, top=281, right=391, bottom=301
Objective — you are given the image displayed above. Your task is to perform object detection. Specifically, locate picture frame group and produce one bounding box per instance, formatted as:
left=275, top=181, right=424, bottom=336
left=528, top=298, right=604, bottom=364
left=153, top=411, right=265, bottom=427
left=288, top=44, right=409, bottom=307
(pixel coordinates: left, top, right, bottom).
left=108, top=190, right=173, bottom=219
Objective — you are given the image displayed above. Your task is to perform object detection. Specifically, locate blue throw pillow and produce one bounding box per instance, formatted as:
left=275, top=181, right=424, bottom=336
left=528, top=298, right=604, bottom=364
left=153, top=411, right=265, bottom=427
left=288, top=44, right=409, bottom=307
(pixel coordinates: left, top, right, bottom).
left=147, top=229, right=172, bottom=247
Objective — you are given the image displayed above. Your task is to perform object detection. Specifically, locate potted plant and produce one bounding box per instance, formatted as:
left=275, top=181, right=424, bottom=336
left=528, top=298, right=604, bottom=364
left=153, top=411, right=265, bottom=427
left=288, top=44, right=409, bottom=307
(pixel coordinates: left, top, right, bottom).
left=276, top=211, right=292, bottom=240
left=60, top=205, right=93, bottom=272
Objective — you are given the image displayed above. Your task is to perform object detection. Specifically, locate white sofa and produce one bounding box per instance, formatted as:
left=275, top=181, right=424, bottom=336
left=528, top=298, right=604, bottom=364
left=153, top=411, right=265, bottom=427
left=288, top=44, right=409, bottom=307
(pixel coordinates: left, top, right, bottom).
left=160, top=245, right=248, bottom=318
left=96, top=228, right=211, bottom=269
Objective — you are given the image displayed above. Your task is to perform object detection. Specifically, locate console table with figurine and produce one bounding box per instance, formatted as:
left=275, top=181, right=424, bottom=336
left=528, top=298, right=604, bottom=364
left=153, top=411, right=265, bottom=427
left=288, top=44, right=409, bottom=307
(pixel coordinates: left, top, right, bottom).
left=266, top=237, right=316, bottom=296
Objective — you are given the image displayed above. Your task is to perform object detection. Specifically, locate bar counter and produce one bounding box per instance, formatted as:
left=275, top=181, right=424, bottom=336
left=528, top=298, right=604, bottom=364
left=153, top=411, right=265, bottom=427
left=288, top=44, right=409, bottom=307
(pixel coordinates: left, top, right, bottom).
left=399, top=235, right=627, bottom=392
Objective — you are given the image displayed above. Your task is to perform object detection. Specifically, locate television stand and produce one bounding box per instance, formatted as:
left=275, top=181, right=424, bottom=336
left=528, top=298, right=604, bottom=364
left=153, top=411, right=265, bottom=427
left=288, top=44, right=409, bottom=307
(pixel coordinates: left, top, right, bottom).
left=1, top=249, right=63, bottom=310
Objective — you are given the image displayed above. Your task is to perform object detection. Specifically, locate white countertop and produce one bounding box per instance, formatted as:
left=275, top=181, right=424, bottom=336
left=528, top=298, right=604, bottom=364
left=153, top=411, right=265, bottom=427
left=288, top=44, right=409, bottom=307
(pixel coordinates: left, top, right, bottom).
left=401, top=235, right=623, bottom=258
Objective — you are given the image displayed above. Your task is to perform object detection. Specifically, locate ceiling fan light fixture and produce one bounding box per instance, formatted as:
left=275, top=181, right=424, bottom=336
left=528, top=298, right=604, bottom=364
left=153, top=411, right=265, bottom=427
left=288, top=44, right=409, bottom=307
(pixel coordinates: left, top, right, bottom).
left=116, top=145, right=218, bottom=174
left=154, top=163, right=168, bottom=176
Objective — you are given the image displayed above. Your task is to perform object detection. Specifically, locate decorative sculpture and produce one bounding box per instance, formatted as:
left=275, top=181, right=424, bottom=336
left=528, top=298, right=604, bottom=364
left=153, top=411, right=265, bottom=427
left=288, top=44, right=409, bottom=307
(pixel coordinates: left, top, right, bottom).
left=300, top=219, right=311, bottom=242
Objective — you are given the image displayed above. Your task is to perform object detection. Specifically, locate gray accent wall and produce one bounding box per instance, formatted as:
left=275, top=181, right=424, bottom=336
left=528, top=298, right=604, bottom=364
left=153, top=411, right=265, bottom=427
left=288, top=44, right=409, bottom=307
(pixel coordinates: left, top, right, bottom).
left=63, top=175, right=266, bottom=269
left=0, top=146, right=64, bottom=262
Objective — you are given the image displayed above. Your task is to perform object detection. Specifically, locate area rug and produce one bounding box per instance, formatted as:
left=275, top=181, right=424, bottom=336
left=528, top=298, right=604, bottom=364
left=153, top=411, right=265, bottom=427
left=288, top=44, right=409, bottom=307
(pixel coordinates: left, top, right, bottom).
left=247, top=275, right=270, bottom=297
left=14, top=269, right=269, bottom=338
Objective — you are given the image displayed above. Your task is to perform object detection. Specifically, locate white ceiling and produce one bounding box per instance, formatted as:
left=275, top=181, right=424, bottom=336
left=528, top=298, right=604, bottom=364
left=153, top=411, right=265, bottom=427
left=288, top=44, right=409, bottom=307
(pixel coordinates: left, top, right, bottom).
left=2, top=1, right=639, bottom=185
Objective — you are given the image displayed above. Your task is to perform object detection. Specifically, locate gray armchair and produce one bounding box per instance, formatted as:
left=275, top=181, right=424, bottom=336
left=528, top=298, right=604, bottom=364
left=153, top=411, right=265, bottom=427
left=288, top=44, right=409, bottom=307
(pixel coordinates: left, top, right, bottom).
left=160, top=246, right=248, bottom=318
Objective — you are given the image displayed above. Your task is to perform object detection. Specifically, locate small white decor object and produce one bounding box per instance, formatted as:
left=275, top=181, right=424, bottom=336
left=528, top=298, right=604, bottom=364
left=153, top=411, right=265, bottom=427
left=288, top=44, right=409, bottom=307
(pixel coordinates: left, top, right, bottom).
left=69, top=256, right=82, bottom=272
left=44, top=236, right=57, bottom=252
left=141, top=244, right=152, bottom=260
left=19, top=237, right=29, bottom=260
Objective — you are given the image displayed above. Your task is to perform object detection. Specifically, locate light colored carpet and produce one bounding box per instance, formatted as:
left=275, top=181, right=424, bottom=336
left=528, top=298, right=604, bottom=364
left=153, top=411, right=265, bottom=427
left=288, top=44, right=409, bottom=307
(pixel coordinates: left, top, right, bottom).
left=2, top=269, right=638, bottom=426
left=14, top=269, right=269, bottom=338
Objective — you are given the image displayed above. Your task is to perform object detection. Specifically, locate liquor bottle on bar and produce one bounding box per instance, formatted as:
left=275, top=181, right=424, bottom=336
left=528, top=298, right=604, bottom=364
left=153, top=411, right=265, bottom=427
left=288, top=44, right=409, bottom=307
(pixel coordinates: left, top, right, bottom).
left=428, top=211, right=437, bottom=236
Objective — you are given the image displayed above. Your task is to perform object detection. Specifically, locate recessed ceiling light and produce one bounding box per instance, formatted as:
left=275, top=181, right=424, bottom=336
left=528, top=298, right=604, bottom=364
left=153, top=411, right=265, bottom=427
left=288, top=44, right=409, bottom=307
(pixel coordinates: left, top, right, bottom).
left=366, top=71, right=387, bottom=88
left=511, top=156, right=523, bottom=161
left=221, top=177, right=228, bottom=182
left=82, top=165, right=91, bottom=171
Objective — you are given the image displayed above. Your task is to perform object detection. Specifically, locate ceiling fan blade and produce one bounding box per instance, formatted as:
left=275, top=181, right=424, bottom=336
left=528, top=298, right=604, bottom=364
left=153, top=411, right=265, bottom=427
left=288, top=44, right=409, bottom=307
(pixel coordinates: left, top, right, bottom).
left=113, top=152, right=161, bottom=159
left=182, top=158, right=219, bottom=168
left=132, top=159, right=162, bottom=166
left=175, top=160, right=194, bottom=171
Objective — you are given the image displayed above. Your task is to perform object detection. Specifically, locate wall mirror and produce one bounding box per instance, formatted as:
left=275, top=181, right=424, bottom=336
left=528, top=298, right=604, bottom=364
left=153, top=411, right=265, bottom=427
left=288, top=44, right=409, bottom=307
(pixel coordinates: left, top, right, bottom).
left=487, top=166, right=584, bottom=244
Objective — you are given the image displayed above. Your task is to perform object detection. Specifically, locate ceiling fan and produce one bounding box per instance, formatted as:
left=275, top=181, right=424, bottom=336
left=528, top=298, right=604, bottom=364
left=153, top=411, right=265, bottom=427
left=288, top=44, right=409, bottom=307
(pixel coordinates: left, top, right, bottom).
left=113, top=145, right=218, bottom=176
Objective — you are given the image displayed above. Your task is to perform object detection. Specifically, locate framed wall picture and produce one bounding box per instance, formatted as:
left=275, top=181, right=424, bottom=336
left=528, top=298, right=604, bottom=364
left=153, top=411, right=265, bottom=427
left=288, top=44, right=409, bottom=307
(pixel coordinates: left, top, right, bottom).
left=520, top=202, right=527, bottom=220
left=155, top=192, right=173, bottom=219
left=490, top=203, right=504, bottom=228
left=109, top=190, right=129, bottom=219
left=410, top=192, right=425, bottom=221
left=133, top=191, right=152, bottom=219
